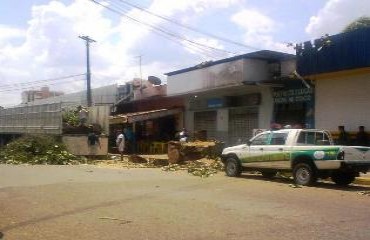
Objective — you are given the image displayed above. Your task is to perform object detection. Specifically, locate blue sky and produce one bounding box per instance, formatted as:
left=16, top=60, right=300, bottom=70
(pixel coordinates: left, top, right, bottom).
left=0, top=0, right=369, bottom=107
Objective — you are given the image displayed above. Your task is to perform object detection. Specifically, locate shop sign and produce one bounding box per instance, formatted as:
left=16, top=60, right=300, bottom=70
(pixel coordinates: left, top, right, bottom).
left=273, top=88, right=313, bottom=104
left=207, top=98, right=223, bottom=108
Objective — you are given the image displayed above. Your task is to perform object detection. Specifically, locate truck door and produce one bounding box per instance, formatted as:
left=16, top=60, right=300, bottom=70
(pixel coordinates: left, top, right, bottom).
left=241, top=132, right=270, bottom=165
left=261, top=132, right=290, bottom=169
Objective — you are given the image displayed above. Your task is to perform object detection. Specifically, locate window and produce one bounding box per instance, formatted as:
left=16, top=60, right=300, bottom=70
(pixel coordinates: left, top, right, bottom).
left=297, top=131, right=330, bottom=145
left=251, top=133, right=269, bottom=145
left=269, top=132, right=288, bottom=145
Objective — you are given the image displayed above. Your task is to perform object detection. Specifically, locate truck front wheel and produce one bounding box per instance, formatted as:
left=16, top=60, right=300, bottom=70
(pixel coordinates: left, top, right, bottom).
left=293, top=163, right=317, bottom=186
left=225, top=157, right=242, bottom=177
left=331, top=172, right=355, bottom=186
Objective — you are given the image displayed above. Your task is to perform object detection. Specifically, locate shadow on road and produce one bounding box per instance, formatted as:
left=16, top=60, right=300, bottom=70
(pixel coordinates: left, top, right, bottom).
left=238, top=173, right=370, bottom=192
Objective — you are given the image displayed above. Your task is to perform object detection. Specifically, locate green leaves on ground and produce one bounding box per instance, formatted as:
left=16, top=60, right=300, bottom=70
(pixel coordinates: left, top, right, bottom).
left=0, top=135, right=80, bottom=165
left=162, top=159, right=224, bottom=178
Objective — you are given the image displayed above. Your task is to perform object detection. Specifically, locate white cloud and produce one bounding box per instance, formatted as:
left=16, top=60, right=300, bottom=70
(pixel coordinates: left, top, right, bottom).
left=0, top=0, right=244, bottom=107
left=0, top=25, right=26, bottom=44
left=231, top=9, right=293, bottom=53
left=306, top=0, right=370, bottom=37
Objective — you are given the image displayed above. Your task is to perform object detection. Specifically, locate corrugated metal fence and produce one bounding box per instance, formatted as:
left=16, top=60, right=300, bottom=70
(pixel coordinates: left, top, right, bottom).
left=0, top=103, right=62, bottom=134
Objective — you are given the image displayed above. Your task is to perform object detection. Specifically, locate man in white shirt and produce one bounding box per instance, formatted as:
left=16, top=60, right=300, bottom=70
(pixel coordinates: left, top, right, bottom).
left=116, top=130, right=125, bottom=161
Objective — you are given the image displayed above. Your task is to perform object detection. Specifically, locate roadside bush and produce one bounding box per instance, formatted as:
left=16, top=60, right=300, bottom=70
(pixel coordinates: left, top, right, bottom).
left=0, top=135, right=80, bottom=165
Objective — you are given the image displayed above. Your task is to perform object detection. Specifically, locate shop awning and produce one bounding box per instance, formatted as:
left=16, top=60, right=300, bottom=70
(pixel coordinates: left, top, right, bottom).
left=109, top=108, right=182, bottom=124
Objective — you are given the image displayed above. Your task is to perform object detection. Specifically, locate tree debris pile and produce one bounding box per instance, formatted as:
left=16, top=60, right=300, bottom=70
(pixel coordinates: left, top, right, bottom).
left=162, top=159, right=224, bottom=178
left=94, top=154, right=224, bottom=178
left=93, top=154, right=170, bottom=168
left=168, top=140, right=224, bottom=164
left=0, top=135, right=80, bottom=165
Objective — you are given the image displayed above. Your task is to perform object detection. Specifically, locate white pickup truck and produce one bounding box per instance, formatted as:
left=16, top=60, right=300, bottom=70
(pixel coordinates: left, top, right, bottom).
left=221, top=129, right=370, bottom=186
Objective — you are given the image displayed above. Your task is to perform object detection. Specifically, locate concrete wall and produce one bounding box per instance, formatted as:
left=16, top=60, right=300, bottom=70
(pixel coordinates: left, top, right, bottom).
left=63, top=135, right=108, bottom=156
left=281, top=59, right=296, bottom=77
left=258, top=87, right=274, bottom=129
left=243, top=59, right=269, bottom=82
left=315, top=73, right=370, bottom=131
left=88, top=106, right=111, bottom=134
left=167, top=59, right=244, bottom=95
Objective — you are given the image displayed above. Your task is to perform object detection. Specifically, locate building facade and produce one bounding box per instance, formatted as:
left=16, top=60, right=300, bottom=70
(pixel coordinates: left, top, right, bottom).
left=297, top=27, right=370, bottom=132
left=166, top=50, right=297, bottom=146
left=22, top=87, right=64, bottom=104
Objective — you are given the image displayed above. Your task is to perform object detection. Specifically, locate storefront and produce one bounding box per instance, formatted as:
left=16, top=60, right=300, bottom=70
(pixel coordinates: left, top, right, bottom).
left=187, top=90, right=268, bottom=146
left=272, top=81, right=314, bottom=128
left=109, top=108, right=183, bottom=153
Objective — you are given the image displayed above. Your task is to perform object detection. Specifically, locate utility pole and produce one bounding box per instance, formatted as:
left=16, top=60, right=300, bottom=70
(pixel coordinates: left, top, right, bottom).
left=79, top=35, right=96, bottom=107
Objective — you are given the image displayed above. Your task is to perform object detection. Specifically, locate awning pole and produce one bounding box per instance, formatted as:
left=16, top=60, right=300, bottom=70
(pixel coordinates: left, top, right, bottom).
left=133, top=122, right=137, bottom=153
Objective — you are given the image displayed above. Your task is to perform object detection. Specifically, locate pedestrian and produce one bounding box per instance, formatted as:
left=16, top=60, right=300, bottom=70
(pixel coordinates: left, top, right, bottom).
left=124, top=127, right=134, bottom=153
left=337, top=125, right=350, bottom=145
left=87, top=129, right=101, bottom=158
left=116, top=130, right=125, bottom=161
left=179, top=128, right=189, bottom=142
left=356, top=126, right=369, bottom=146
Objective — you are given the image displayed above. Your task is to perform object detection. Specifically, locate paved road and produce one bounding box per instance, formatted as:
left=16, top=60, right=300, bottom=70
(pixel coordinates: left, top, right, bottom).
left=1, top=164, right=370, bottom=240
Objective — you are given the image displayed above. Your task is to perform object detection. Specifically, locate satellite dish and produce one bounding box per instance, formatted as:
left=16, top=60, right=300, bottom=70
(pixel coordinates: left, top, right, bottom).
left=148, top=76, right=161, bottom=85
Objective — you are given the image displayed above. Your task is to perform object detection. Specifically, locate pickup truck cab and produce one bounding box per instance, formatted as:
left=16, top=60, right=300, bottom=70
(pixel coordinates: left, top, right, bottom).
left=221, top=129, right=370, bottom=186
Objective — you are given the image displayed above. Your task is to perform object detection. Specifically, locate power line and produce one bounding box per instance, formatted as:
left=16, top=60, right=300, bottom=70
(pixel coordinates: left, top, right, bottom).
left=112, top=0, right=261, bottom=51
left=100, top=0, right=233, bottom=58
left=0, top=73, right=86, bottom=89
left=89, top=0, right=237, bottom=56
left=0, top=77, right=86, bottom=93
left=105, top=1, right=237, bottom=58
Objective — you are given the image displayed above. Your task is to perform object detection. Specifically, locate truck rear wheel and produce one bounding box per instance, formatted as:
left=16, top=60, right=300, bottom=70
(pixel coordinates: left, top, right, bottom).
left=225, top=157, right=242, bottom=177
left=331, top=172, right=355, bottom=186
left=293, top=163, right=317, bottom=186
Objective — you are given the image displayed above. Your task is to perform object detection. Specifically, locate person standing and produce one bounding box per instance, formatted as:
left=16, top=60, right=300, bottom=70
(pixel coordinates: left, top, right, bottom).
left=87, top=130, right=101, bottom=158
left=337, top=125, right=350, bottom=145
left=179, top=128, right=189, bottom=142
left=356, top=126, right=369, bottom=146
left=116, top=130, right=125, bottom=161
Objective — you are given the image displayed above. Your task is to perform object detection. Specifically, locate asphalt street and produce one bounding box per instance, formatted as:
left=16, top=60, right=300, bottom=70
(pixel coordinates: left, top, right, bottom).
left=1, top=164, right=370, bottom=240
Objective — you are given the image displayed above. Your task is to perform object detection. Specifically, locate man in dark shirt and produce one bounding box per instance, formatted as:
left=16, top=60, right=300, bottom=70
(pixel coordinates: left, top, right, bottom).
left=88, top=130, right=101, bottom=157
left=356, top=126, right=368, bottom=146
left=337, top=126, right=350, bottom=145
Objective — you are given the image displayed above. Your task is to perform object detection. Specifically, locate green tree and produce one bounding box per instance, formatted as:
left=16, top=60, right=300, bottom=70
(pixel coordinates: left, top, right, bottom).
left=343, top=16, right=370, bottom=33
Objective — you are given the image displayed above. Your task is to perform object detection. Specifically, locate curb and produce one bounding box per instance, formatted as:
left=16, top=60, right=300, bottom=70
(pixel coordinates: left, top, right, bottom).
left=354, top=177, right=370, bottom=186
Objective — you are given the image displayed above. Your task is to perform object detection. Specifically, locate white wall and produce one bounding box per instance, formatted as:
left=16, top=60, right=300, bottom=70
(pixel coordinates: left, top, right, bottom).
left=167, top=59, right=244, bottom=95
left=258, top=87, right=274, bottom=129
left=217, top=109, right=229, bottom=132
left=315, top=73, right=370, bottom=131
left=281, top=59, right=296, bottom=77
left=63, top=135, right=108, bottom=156
left=243, top=59, right=269, bottom=82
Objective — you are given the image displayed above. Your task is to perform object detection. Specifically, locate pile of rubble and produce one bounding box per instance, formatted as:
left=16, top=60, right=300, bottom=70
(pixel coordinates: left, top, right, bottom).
left=162, top=159, right=224, bottom=178
left=93, top=154, right=169, bottom=169
left=93, top=154, right=224, bottom=178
